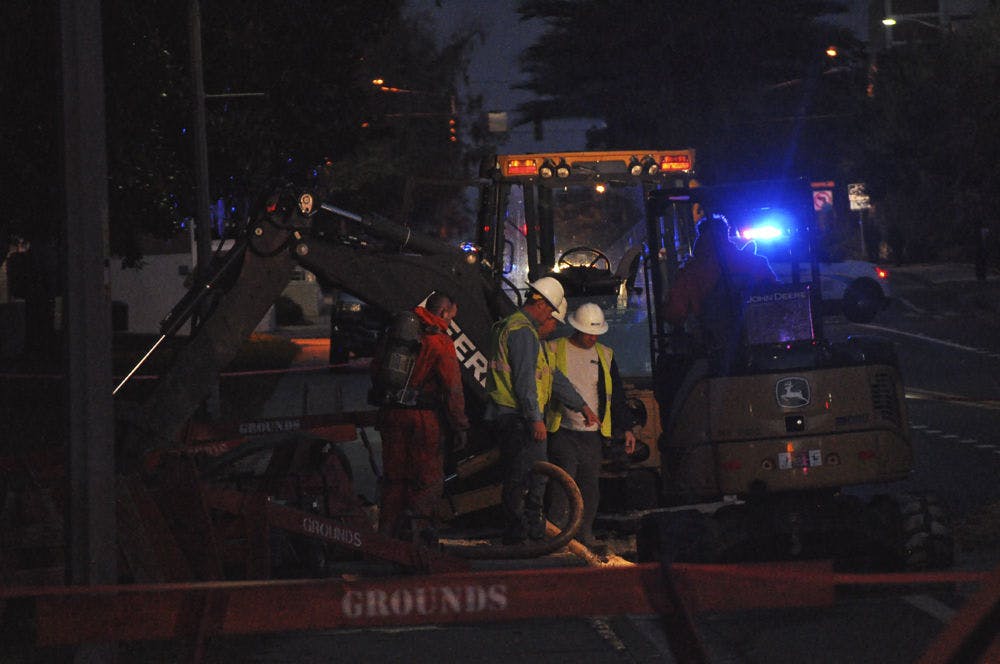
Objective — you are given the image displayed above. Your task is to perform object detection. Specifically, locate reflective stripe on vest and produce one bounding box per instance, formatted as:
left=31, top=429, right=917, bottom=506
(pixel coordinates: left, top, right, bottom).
left=487, top=310, right=553, bottom=412
left=544, top=337, right=613, bottom=437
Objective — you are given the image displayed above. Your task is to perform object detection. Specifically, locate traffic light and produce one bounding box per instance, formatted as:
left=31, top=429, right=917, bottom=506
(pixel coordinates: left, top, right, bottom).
left=448, top=116, right=458, bottom=142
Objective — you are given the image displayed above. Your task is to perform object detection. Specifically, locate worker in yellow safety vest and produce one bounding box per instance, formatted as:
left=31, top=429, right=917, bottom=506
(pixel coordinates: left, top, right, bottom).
left=486, top=278, right=597, bottom=544
left=545, top=302, right=637, bottom=551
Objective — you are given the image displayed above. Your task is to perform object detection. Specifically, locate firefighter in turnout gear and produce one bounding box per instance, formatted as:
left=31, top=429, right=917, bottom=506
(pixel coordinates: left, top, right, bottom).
left=545, top=303, right=636, bottom=549
left=373, top=292, right=469, bottom=544
left=486, top=277, right=597, bottom=544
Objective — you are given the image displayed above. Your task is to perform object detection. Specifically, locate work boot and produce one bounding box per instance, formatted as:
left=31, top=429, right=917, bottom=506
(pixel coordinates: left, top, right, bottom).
left=583, top=539, right=609, bottom=556
left=408, top=515, right=439, bottom=548
left=417, top=527, right=440, bottom=548
left=526, top=512, right=546, bottom=541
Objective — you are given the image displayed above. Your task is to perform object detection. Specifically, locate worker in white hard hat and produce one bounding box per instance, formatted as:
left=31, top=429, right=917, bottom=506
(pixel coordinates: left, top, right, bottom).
left=486, top=277, right=598, bottom=544
left=537, top=296, right=567, bottom=340
left=544, top=302, right=637, bottom=553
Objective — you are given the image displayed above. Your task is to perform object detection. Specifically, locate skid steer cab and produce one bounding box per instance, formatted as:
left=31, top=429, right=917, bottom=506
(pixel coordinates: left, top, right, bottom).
left=641, top=182, right=913, bottom=494
left=640, top=183, right=949, bottom=569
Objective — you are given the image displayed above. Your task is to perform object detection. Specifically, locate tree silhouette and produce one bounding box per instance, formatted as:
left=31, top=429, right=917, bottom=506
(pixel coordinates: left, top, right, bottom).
left=101, top=0, right=477, bottom=261
left=2, top=1, right=478, bottom=267
left=1, top=2, right=61, bottom=254
left=515, top=0, right=862, bottom=182
left=854, top=8, right=1000, bottom=262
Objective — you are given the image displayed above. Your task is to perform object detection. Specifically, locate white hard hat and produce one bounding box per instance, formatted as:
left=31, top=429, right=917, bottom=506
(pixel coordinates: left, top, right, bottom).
left=528, top=276, right=565, bottom=311
left=552, top=298, right=568, bottom=323
left=568, top=303, right=609, bottom=335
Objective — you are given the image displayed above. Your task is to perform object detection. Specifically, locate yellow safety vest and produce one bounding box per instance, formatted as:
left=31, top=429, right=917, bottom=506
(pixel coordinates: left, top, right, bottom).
left=545, top=337, right=613, bottom=437
left=487, top=310, right=554, bottom=414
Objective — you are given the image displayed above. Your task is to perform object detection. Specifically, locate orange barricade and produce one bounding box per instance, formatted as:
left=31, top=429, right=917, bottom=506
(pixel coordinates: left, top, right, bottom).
left=180, top=410, right=378, bottom=449
left=2, top=561, right=995, bottom=661
left=0, top=563, right=788, bottom=644
left=201, top=486, right=469, bottom=575
left=916, top=562, right=1000, bottom=664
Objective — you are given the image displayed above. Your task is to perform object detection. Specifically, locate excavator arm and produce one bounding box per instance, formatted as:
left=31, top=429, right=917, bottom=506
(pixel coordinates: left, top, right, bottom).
left=118, top=188, right=513, bottom=459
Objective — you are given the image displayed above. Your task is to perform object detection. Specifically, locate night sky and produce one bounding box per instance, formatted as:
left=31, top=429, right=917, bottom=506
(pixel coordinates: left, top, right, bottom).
left=405, top=0, right=871, bottom=153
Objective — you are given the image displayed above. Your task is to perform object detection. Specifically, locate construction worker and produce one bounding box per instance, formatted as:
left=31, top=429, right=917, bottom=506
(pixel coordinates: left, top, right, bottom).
left=658, top=214, right=778, bottom=500
left=538, top=297, right=567, bottom=341
left=545, top=303, right=636, bottom=550
left=486, top=277, right=597, bottom=544
left=664, top=213, right=776, bottom=372
left=374, top=291, right=469, bottom=545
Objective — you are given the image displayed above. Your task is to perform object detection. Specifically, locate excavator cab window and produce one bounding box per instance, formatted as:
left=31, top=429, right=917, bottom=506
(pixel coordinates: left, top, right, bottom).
left=515, top=178, right=659, bottom=375
left=500, top=239, right=515, bottom=275
left=477, top=150, right=697, bottom=377
left=645, top=178, right=822, bottom=364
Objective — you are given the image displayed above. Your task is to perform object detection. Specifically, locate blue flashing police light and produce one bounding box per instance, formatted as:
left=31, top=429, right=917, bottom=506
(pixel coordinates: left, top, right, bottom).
left=736, top=209, right=795, bottom=244
left=739, top=224, right=784, bottom=242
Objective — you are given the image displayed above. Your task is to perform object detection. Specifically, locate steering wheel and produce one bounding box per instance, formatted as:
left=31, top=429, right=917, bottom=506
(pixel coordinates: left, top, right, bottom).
left=501, top=275, right=524, bottom=307
left=557, top=246, right=612, bottom=272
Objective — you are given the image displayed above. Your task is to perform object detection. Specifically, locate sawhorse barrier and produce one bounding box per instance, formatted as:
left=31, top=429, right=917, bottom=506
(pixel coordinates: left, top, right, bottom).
left=2, top=561, right=997, bottom=663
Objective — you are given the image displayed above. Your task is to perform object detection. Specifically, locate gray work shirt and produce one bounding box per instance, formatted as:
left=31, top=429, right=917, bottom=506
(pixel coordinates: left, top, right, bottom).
left=485, top=322, right=587, bottom=422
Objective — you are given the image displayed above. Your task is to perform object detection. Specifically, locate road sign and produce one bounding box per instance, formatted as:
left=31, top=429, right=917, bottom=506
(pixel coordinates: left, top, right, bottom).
left=848, top=183, right=870, bottom=211
left=813, top=189, right=833, bottom=211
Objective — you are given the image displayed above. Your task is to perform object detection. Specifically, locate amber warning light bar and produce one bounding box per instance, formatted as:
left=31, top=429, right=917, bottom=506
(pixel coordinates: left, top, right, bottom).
left=659, top=153, right=692, bottom=171
left=506, top=158, right=540, bottom=176
left=500, top=150, right=695, bottom=179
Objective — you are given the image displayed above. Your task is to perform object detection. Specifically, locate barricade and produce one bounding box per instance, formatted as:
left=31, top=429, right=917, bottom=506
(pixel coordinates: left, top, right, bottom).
left=3, top=365, right=999, bottom=661
left=1, top=561, right=996, bottom=663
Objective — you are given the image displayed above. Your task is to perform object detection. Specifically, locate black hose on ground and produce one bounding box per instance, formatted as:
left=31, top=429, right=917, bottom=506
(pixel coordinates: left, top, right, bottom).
left=444, top=460, right=584, bottom=559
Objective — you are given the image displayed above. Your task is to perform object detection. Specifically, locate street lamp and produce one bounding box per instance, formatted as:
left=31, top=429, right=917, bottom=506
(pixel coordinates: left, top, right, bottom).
left=880, top=14, right=953, bottom=50
left=881, top=16, right=946, bottom=30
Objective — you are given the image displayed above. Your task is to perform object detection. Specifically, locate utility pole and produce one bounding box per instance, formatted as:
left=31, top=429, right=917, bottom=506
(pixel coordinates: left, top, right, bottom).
left=189, top=0, right=212, bottom=282
left=60, top=0, right=116, bottom=660
left=187, top=1, right=264, bottom=282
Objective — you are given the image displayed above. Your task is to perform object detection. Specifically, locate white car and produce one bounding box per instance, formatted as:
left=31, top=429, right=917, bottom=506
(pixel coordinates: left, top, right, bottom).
left=768, top=259, right=891, bottom=323
left=733, top=212, right=891, bottom=323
